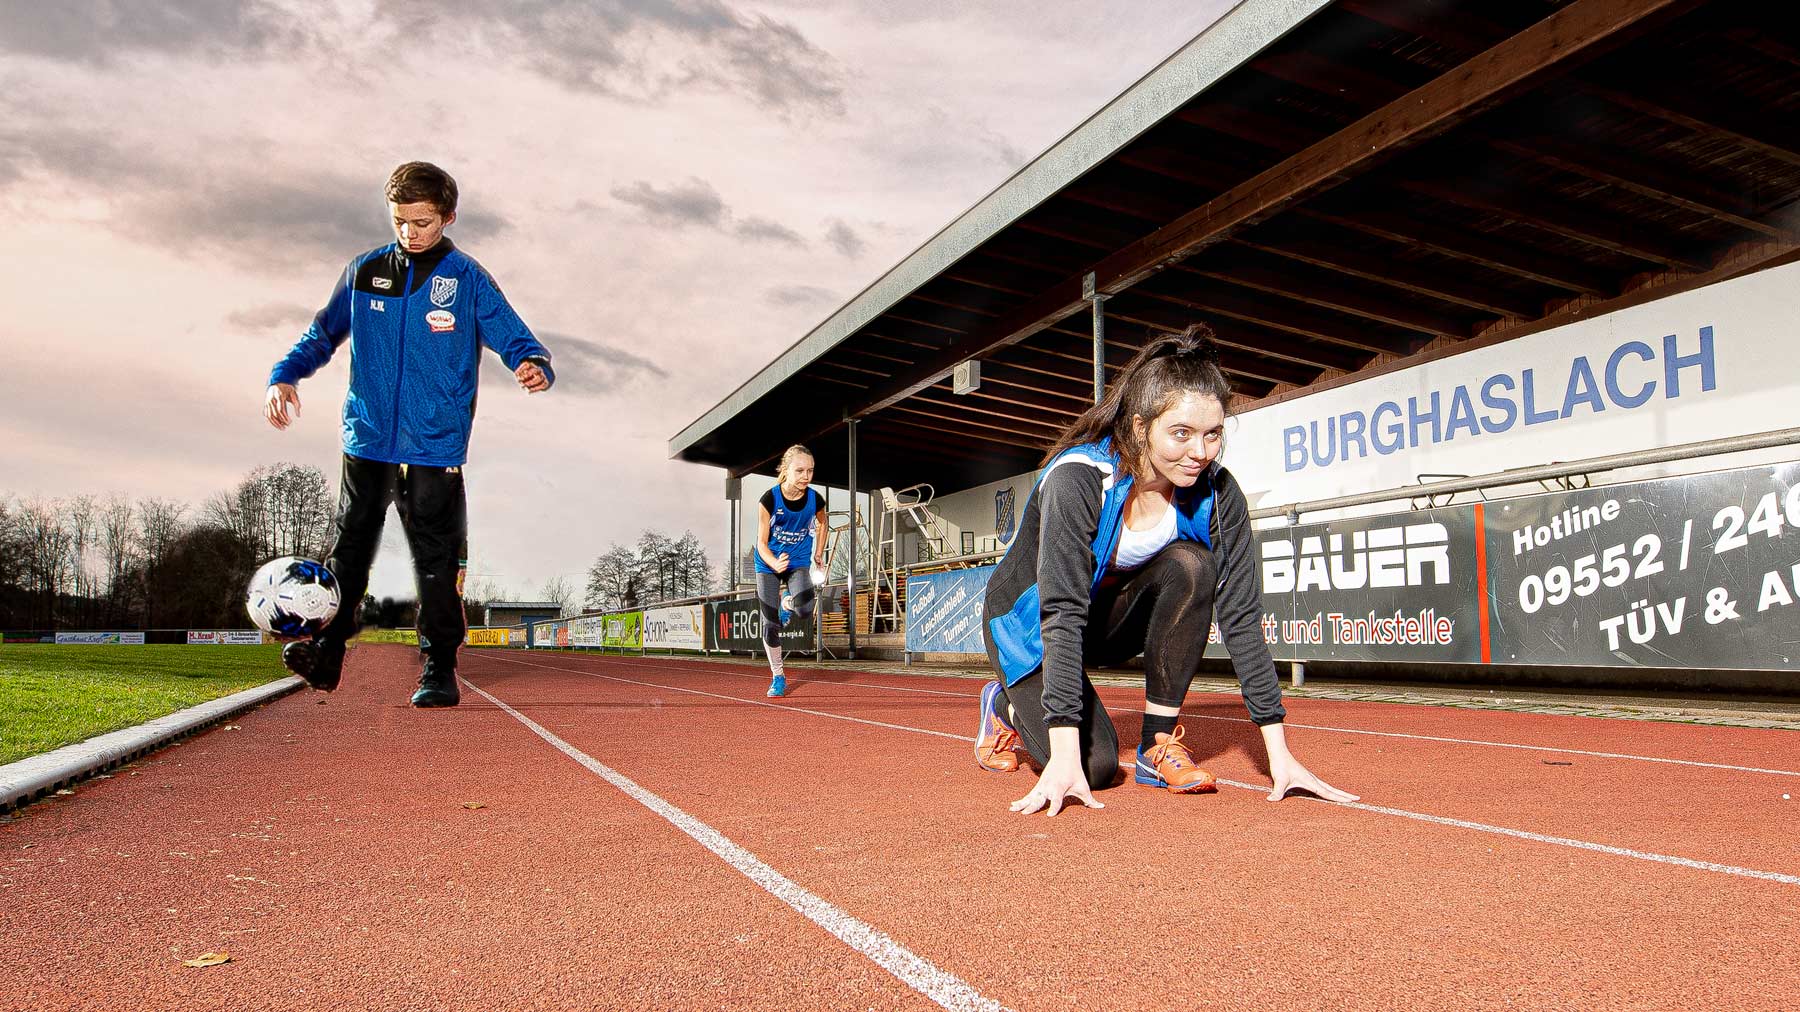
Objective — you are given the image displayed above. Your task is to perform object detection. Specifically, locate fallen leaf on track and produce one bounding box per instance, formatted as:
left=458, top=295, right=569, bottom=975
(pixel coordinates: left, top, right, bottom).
left=181, top=952, right=231, bottom=968
left=461, top=802, right=486, bottom=810
left=1541, top=760, right=1574, bottom=766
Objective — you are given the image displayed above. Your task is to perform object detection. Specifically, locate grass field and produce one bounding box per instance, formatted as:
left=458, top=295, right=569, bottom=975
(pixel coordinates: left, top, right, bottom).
left=0, top=644, right=289, bottom=765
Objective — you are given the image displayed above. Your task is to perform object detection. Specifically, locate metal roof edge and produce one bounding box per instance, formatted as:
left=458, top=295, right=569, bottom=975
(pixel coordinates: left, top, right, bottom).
left=669, top=0, right=1334, bottom=460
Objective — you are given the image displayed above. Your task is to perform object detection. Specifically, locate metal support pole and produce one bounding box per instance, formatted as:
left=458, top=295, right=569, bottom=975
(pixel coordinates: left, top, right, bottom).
left=1084, top=272, right=1108, bottom=404
left=846, top=418, right=859, bottom=661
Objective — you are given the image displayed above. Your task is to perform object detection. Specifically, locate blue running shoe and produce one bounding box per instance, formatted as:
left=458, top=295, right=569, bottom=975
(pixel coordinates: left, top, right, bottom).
left=767, top=674, right=787, bottom=698
left=974, top=680, right=1021, bottom=772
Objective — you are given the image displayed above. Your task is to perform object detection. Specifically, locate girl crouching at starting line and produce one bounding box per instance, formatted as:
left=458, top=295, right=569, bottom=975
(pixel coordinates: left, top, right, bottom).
left=974, top=325, right=1358, bottom=815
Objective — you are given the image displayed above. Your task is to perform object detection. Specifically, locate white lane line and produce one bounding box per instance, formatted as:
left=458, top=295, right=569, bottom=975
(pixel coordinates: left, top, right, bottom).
left=1190, top=714, right=1800, bottom=778
left=460, top=675, right=1011, bottom=1012
left=1218, top=780, right=1800, bottom=886
left=547, top=654, right=1800, bottom=779
left=484, top=654, right=1800, bottom=888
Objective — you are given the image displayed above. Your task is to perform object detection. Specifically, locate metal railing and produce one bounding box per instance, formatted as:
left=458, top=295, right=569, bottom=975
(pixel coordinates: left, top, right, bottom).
left=1249, top=426, right=1800, bottom=524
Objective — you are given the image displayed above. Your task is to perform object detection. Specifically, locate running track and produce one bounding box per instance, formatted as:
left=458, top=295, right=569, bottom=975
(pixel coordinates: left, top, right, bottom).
left=2, top=644, right=1795, bottom=1011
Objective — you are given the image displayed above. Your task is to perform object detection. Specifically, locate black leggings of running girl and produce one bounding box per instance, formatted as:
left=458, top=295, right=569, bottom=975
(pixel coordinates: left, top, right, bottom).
left=986, top=539, right=1218, bottom=789
left=756, top=567, right=816, bottom=647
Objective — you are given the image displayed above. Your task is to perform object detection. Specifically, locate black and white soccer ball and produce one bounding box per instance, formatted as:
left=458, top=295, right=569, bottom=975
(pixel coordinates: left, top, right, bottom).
left=246, top=556, right=341, bottom=639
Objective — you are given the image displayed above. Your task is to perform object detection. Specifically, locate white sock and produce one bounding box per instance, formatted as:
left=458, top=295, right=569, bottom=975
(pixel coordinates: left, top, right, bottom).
left=764, top=644, right=784, bottom=677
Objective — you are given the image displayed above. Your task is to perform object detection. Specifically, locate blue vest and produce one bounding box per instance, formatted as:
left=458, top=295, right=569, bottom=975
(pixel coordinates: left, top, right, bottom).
left=987, top=441, right=1216, bottom=686
left=757, top=487, right=821, bottom=574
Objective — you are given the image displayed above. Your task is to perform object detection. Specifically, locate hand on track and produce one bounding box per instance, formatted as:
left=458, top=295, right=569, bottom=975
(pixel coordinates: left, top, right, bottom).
left=1011, top=756, right=1103, bottom=816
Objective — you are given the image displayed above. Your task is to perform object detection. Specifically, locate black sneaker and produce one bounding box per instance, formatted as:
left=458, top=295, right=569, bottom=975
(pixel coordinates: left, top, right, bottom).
left=410, top=659, right=460, bottom=708
left=281, top=638, right=345, bottom=692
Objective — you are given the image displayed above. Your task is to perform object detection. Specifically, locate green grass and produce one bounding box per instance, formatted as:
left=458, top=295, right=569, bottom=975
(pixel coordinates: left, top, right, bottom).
left=355, top=628, right=418, bottom=644
left=0, top=644, right=290, bottom=765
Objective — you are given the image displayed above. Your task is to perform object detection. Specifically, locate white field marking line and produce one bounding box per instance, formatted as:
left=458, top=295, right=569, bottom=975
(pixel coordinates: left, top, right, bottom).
left=460, top=675, right=1011, bottom=1012
left=1209, top=777, right=1800, bottom=886
left=488, top=654, right=968, bottom=741
left=1185, top=713, right=1800, bottom=778
left=566, top=653, right=976, bottom=698
left=521, top=653, right=1800, bottom=779
left=482, top=656, right=1800, bottom=888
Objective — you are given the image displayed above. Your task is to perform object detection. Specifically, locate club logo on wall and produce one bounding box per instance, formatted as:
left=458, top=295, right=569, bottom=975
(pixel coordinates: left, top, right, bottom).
left=430, top=276, right=458, bottom=308
left=995, top=487, right=1016, bottom=545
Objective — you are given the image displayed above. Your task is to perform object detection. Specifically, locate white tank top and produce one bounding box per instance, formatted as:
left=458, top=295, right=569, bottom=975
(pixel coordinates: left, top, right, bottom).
left=1112, top=499, right=1178, bottom=571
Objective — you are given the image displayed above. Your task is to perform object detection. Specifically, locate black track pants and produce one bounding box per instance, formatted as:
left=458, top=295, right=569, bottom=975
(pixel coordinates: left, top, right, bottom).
left=320, top=454, right=468, bottom=666
left=985, top=539, right=1219, bottom=788
left=756, top=567, right=816, bottom=647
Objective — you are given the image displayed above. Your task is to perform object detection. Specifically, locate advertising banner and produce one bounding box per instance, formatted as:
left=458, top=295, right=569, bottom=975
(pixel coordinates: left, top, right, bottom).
left=185, top=631, right=262, bottom=645
left=1194, top=459, right=1800, bottom=671
left=644, top=605, right=706, bottom=651
left=1485, top=462, right=1800, bottom=668
left=602, top=612, right=643, bottom=649
left=569, top=615, right=604, bottom=649
left=904, top=566, right=995, bottom=654
left=709, top=598, right=814, bottom=653
left=1227, top=507, right=1482, bottom=664
left=529, top=619, right=568, bottom=648
left=1224, top=262, right=1800, bottom=509
left=57, top=631, right=147, bottom=645
left=466, top=628, right=512, bottom=647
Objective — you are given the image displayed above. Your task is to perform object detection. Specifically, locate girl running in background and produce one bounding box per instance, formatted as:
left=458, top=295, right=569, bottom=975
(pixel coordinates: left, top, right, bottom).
left=755, top=445, right=827, bottom=697
left=975, top=325, right=1357, bottom=815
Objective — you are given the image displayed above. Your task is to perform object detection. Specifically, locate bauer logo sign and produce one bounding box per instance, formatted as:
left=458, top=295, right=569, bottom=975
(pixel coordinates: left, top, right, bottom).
left=1207, top=510, right=1479, bottom=664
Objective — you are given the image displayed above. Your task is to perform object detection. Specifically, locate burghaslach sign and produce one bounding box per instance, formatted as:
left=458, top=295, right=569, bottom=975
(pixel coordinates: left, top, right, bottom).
left=708, top=598, right=814, bottom=653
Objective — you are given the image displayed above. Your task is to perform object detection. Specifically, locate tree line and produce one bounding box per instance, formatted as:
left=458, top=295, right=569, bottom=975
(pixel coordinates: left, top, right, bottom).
left=1, top=464, right=721, bottom=631
left=0, top=464, right=336, bottom=631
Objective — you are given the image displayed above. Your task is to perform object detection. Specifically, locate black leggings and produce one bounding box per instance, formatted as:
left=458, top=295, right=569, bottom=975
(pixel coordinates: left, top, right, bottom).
left=987, top=539, right=1218, bottom=789
left=755, top=567, right=816, bottom=647
left=321, top=454, right=468, bottom=665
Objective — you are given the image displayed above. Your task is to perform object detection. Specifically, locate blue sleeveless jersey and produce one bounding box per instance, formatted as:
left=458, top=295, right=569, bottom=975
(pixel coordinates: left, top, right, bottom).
left=757, top=487, right=822, bottom=574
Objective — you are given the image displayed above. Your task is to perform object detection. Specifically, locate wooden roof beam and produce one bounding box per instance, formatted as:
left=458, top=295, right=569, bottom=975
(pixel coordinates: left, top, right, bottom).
left=832, top=0, right=1694, bottom=423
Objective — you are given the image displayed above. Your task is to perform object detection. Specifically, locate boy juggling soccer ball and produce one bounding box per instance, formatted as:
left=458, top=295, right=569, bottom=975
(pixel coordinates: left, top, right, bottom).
left=263, top=161, right=554, bottom=708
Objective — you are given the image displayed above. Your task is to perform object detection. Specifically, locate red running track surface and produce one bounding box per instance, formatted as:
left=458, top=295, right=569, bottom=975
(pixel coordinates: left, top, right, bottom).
left=2, top=644, right=1795, bottom=1011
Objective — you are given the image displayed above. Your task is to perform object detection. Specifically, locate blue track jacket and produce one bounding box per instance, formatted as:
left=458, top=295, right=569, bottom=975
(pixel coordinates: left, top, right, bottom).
left=268, top=240, right=554, bottom=467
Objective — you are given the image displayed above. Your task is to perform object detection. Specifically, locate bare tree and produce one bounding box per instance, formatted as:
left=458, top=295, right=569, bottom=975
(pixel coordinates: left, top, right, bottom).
left=15, top=499, right=73, bottom=627
left=206, top=464, right=334, bottom=562
left=672, top=531, right=713, bottom=599
left=65, top=495, right=97, bottom=625
left=99, top=495, right=137, bottom=624
left=136, top=498, right=188, bottom=628
left=584, top=545, right=638, bottom=612
left=539, top=575, right=580, bottom=617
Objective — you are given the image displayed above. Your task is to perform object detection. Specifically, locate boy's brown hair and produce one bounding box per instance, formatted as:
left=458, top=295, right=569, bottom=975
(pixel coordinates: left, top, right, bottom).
left=384, top=161, right=458, bottom=216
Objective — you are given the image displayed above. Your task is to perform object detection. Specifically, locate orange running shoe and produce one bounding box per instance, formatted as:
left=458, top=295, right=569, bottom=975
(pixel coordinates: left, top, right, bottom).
left=1133, top=725, right=1216, bottom=793
left=974, top=681, right=1022, bottom=772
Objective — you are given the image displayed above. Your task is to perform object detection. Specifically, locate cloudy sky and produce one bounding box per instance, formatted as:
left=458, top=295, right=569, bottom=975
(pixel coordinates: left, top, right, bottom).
left=0, top=0, right=1235, bottom=602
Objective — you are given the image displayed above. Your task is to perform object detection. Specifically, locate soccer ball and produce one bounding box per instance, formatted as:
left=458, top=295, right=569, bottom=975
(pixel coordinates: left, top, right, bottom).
left=246, top=556, right=341, bottom=640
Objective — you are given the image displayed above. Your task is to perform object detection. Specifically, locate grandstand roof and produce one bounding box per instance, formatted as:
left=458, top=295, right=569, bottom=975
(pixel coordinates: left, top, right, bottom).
left=671, top=0, right=1800, bottom=494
